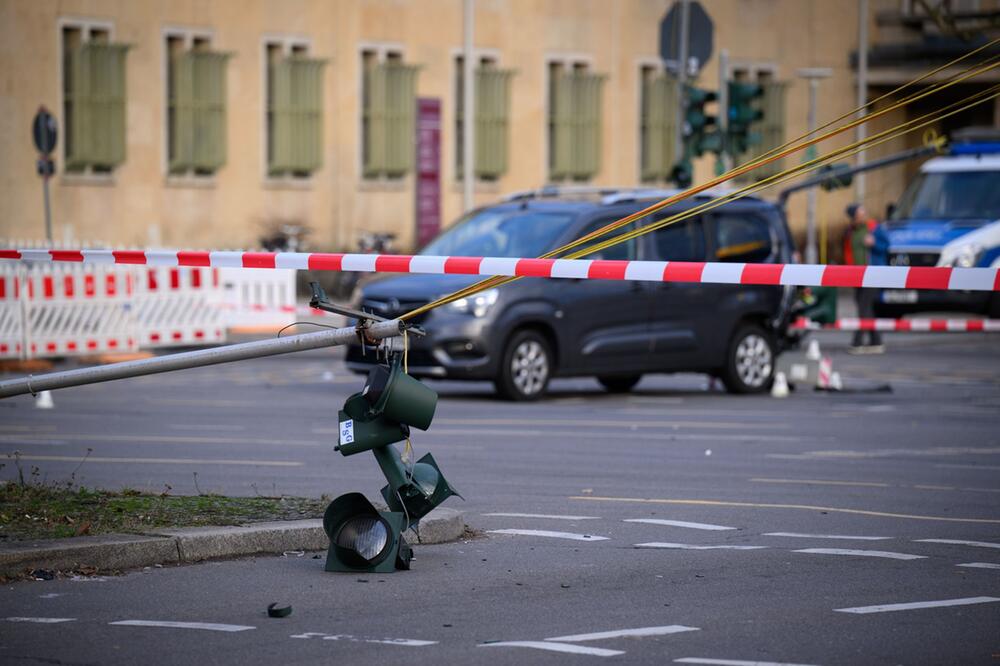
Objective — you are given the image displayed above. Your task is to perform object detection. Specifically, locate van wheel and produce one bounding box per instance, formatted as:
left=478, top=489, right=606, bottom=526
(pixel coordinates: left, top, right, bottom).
left=495, top=330, right=553, bottom=401
left=721, top=323, right=774, bottom=394
left=597, top=375, right=642, bottom=393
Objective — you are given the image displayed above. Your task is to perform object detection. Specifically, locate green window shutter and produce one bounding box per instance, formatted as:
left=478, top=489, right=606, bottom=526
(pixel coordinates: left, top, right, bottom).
left=384, top=63, right=418, bottom=177
left=289, top=57, right=324, bottom=173
left=269, top=59, right=293, bottom=174
left=191, top=52, right=229, bottom=172
left=88, top=43, right=128, bottom=169
left=475, top=68, right=513, bottom=180
left=549, top=70, right=574, bottom=180
left=169, top=52, right=195, bottom=173
left=572, top=72, right=604, bottom=180
left=65, top=45, right=92, bottom=170
left=641, top=73, right=678, bottom=182
left=752, top=81, right=787, bottom=180
left=363, top=63, right=388, bottom=176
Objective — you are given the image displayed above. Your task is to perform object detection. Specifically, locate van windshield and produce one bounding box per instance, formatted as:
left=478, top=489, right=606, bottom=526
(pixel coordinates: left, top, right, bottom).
left=420, top=209, right=577, bottom=257
left=892, top=171, right=1000, bottom=222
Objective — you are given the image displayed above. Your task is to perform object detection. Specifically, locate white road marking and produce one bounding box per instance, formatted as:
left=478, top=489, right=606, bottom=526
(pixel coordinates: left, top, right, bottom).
left=6, top=617, right=75, bottom=624
left=674, top=657, right=809, bottom=666
left=488, top=529, right=608, bottom=541
left=290, top=632, right=435, bottom=646
left=10, top=455, right=302, bottom=467
left=481, top=641, right=624, bottom=656
left=792, top=548, right=925, bottom=560
left=835, top=596, right=1000, bottom=614
left=915, top=538, right=1000, bottom=549
left=110, top=620, right=255, bottom=632
left=625, top=519, right=735, bottom=531
left=547, top=625, right=699, bottom=642
left=764, top=532, right=891, bottom=541
left=935, top=463, right=1000, bottom=471
left=484, top=513, right=601, bottom=520
left=635, top=542, right=766, bottom=550
left=957, top=562, right=1000, bottom=569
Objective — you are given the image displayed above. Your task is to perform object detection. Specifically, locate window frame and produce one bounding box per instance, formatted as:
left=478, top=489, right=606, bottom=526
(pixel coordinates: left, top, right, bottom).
left=261, top=34, right=315, bottom=186
left=543, top=53, right=596, bottom=182
left=636, top=57, right=678, bottom=184
left=57, top=16, right=116, bottom=182
left=358, top=42, right=409, bottom=184
left=162, top=26, right=216, bottom=184
left=451, top=47, right=508, bottom=184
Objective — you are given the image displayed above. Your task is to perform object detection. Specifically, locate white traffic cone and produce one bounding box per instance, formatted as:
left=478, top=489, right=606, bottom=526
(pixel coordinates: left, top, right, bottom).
left=817, top=357, right=833, bottom=389
left=771, top=372, right=790, bottom=398
left=806, top=338, right=822, bottom=361
left=830, top=371, right=843, bottom=391
left=35, top=390, right=54, bottom=409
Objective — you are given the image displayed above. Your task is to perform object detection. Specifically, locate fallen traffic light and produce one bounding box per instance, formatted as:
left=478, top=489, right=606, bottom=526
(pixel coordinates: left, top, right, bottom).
left=323, top=492, right=412, bottom=572
left=326, top=356, right=460, bottom=572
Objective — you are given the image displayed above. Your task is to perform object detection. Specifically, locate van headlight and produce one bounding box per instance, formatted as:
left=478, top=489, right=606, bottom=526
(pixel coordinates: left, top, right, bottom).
left=952, top=244, right=983, bottom=268
left=446, top=288, right=499, bottom=317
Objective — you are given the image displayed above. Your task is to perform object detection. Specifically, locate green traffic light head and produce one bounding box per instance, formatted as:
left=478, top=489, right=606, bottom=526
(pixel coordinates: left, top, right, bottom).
left=323, top=492, right=412, bottom=573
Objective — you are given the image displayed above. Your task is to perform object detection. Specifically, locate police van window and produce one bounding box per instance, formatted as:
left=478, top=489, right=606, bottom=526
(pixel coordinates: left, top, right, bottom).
left=650, top=218, right=706, bottom=262
left=569, top=218, right=636, bottom=261
left=714, top=214, right=773, bottom=263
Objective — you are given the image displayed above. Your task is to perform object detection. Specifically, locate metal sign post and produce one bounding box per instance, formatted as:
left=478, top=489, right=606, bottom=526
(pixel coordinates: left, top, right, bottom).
left=32, top=106, right=58, bottom=243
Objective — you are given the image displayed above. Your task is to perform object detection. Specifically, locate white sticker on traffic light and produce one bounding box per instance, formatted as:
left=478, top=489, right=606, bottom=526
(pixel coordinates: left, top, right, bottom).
left=340, top=419, right=355, bottom=445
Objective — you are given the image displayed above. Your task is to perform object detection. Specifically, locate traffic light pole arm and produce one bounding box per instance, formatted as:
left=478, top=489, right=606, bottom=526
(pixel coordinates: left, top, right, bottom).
left=776, top=144, right=939, bottom=207
left=0, top=319, right=407, bottom=399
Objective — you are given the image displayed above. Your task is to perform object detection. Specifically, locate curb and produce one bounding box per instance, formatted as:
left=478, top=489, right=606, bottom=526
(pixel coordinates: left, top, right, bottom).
left=0, top=508, right=466, bottom=578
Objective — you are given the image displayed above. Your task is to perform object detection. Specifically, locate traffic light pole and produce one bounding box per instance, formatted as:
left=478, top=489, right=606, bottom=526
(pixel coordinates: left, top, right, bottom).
left=0, top=318, right=407, bottom=399
left=674, top=0, right=691, bottom=165
left=717, top=49, right=731, bottom=174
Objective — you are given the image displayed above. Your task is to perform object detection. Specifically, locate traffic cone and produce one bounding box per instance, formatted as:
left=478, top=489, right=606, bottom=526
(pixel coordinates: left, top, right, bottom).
left=830, top=372, right=843, bottom=391
left=771, top=372, right=789, bottom=398
left=806, top=338, right=822, bottom=361
left=35, top=390, right=54, bottom=409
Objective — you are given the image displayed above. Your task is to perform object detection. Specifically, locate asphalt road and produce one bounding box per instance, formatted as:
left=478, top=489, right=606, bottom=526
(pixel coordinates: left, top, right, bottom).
left=1, top=331, right=999, bottom=664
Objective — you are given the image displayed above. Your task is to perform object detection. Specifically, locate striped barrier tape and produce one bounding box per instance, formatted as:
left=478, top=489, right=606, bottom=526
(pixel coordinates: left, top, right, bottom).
left=792, top=317, right=1000, bottom=332
left=3, top=248, right=999, bottom=292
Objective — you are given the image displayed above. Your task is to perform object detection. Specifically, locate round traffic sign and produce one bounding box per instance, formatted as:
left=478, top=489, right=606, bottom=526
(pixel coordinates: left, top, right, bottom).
left=32, top=106, right=58, bottom=155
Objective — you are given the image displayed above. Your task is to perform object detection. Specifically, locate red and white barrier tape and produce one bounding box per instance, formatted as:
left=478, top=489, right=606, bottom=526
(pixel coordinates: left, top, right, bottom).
left=3, top=249, right=999, bottom=292
left=792, top=317, right=1000, bottom=332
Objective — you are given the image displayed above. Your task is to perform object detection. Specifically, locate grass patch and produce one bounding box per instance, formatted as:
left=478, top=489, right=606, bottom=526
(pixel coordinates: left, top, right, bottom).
left=0, top=481, right=328, bottom=542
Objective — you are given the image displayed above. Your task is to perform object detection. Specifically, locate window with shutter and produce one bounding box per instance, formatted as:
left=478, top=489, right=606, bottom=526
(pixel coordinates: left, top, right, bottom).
left=268, top=48, right=325, bottom=177
left=362, top=55, right=419, bottom=179
left=456, top=58, right=514, bottom=181
left=548, top=64, right=604, bottom=182
left=64, top=35, right=128, bottom=173
left=169, top=42, right=229, bottom=176
left=640, top=68, right=679, bottom=182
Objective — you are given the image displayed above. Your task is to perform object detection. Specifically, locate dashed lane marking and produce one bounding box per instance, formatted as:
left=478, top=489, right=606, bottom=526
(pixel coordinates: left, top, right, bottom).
left=481, top=641, right=624, bottom=657
left=957, top=562, right=1000, bottom=569
left=6, top=617, right=76, bottom=624
left=0, top=433, right=318, bottom=447
left=488, top=529, right=608, bottom=542
left=546, top=625, right=700, bottom=642
left=624, top=519, right=736, bottom=531
left=764, top=533, right=892, bottom=541
left=290, top=632, right=436, bottom=646
left=9, top=455, right=302, bottom=467
left=935, top=463, right=1000, bottom=471
left=436, top=417, right=787, bottom=430
left=751, top=478, right=889, bottom=488
left=770, top=446, right=1000, bottom=459
left=570, top=496, right=1000, bottom=524
left=674, top=657, right=810, bottom=666
left=835, top=596, right=1000, bottom=614
left=635, top=542, right=766, bottom=551
left=110, top=620, right=255, bottom=632
left=915, top=538, right=1000, bottom=549
left=483, top=513, right=601, bottom=520
left=792, top=548, right=925, bottom=560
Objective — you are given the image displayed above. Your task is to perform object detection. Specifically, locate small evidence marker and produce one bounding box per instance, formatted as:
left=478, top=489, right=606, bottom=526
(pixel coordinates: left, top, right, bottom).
left=792, top=548, right=925, bottom=560
left=915, top=538, right=1000, bottom=550
left=835, top=596, right=1000, bottom=614
left=956, top=562, right=1000, bottom=570
left=764, top=532, right=891, bottom=541
left=488, top=529, right=608, bottom=541
left=635, top=542, right=766, bottom=550
left=109, top=620, right=255, bottom=632
left=6, top=617, right=75, bottom=624
left=625, top=519, right=735, bottom=531
left=480, top=641, right=624, bottom=657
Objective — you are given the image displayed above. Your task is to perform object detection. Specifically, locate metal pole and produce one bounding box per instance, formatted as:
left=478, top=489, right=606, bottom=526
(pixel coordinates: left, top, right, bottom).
left=42, top=174, right=53, bottom=243
left=805, top=77, right=819, bottom=265
left=674, top=0, right=691, bottom=164
left=462, top=0, right=475, bottom=212
left=717, top=48, right=731, bottom=174
left=0, top=319, right=405, bottom=399
left=855, top=0, right=869, bottom=202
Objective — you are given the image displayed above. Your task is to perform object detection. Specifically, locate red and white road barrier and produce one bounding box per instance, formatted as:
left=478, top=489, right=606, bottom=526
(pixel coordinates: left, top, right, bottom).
left=133, top=266, right=226, bottom=347
left=792, top=317, right=1000, bottom=332
left=3, top=249, right=998, bottom=292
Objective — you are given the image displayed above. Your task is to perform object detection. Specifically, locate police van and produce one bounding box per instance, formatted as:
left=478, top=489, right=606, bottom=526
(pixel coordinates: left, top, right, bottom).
left=877, top=128, right=1000, bottom=318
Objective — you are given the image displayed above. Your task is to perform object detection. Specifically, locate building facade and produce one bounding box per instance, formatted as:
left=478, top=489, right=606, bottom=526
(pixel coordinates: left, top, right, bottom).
left=1, top=0, right=997, bottom=258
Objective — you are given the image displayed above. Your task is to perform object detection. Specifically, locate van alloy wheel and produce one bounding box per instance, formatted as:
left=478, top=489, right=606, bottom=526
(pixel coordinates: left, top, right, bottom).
left=511, top=339, right=549, bottom=396
left=734, top=333, right=772, bottom=389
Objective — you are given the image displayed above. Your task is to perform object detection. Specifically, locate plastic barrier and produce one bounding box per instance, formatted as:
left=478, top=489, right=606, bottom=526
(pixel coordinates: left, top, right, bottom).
left=133, top=266, right=226, bottom=347
left=216, top=266, right=296, bottom=331
left=792, top=317, right=1000, bottom=332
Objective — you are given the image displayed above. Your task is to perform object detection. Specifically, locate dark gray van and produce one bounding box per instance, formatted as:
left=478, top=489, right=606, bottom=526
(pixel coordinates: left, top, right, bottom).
left=346, top=188, right=796, bottom=400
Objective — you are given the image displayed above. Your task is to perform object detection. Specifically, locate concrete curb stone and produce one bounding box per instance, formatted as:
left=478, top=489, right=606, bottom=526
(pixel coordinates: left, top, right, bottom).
left=0, top=508, right=466, bottom=577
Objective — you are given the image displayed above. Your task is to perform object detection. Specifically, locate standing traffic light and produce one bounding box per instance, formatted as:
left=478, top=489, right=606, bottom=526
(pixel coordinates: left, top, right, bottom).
left=325, top=356, right=460, bottom=573
left=672, top=85, right=720, bottom=187
left=727, top=82, right=764, bottom=154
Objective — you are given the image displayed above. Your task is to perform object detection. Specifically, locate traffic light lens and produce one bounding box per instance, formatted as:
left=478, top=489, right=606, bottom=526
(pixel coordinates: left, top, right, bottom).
left=337, top=516, right=390, bottom=562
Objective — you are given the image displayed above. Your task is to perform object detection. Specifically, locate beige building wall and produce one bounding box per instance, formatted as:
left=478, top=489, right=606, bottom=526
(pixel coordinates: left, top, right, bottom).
left=0, top=0, right=976, bottom=259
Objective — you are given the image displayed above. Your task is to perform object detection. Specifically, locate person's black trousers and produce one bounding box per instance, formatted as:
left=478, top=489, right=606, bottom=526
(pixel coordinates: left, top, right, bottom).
left=853, top=287, right=883, bottom=347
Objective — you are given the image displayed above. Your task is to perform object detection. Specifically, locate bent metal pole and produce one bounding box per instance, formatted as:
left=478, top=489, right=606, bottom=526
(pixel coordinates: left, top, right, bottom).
left=0, top=319, right=405, bottom=399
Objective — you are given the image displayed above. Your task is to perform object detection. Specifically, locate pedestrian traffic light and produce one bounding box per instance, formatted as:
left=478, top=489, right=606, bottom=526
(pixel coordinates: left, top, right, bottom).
left=326, top=356, right=460, bottom=572
left=728, top=82, right=764, bottom=154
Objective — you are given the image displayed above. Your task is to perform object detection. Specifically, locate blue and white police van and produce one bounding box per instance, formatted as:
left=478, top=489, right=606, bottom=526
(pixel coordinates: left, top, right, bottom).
left=877, top=130, right=1000, bottom=318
